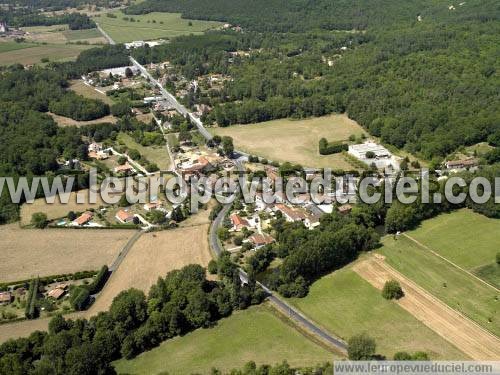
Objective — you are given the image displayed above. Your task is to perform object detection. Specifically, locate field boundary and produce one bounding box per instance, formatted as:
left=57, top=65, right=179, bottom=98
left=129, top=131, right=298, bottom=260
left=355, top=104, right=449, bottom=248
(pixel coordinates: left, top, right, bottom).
left=403, top=233, right=500, bottom=293
left=354, top=255, right=500, bottom=360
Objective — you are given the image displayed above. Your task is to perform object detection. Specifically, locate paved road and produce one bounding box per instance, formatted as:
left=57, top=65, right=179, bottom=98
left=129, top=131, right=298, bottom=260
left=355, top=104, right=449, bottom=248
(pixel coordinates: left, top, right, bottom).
left=109, top=230, right=143, bottom=272
left=209, top=206, right=347, bottom=353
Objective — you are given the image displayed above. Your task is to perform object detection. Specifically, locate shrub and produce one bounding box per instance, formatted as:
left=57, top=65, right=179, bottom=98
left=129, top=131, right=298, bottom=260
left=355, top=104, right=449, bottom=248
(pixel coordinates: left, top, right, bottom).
left=319, top=138, right=348, bottom=155
left=348, top=333, right=376, bottom=360
left=365, top=150, right=376, bottom=158
left=382, top=280, right=404, bottom=300
left=70, top=286, right=90, bottom=311
left=31, top=212, right=48, bottom=228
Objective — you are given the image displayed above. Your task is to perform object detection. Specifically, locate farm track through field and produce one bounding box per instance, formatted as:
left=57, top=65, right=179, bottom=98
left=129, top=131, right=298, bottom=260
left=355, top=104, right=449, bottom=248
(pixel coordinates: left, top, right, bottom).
left=353, top=255, right=500, bottom=360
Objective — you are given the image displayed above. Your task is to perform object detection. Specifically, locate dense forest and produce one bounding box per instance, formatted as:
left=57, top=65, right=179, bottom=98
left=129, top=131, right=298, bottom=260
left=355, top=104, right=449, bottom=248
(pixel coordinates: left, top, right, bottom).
left=129, top=0, right=500, bottom=161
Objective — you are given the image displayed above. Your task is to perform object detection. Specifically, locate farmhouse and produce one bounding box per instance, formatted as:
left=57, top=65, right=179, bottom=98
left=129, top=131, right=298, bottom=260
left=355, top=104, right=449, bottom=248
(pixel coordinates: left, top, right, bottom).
left=445, top=158, right=478, bottom=170
left=47, top=287, right=66, bottom=300
left=73, top=211, right=94, bottom=226
left=275, top=204, right=306, bottom=222
left=248, top=233, right=275, bottom=248
left=115, top=209, right=135, bottom=223
left=0, top=291, right=12, bottom=305
left=230, top=213, right=250, bottom=231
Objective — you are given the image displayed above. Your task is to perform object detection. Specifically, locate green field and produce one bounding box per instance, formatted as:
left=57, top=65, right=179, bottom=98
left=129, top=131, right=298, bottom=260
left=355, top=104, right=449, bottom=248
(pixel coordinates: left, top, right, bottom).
left=0, top=42, right=37, bottom=53
left=96, top=11, right=223, bottom=43
left=406, top=209, right=500, bottom=271
left=117, top=133, right=171, bottom=171
left=63, top=28, right=104, bottom=41
left=211, top=114, right=367, bottom=169
left=113, top=305, right=333, bottom=374
left=288, top=266, right=466, bottom=359
left=0, top=43, right=93, bottom=66
left=379, top=236, right=499, bottom=336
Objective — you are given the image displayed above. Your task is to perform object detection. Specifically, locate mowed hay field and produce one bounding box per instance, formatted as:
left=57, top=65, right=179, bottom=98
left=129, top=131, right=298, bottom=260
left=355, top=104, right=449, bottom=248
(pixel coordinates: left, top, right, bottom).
left=70, top=80, right=115, bottom=105
left=353, top=256, right=500, bottom=360
left=20, top=189, right=113, bottom=226
left=405, top=209, right=500, bottom=272
left=288, top=266, right=466, bottom=360
left=96, top=11, right=223, bottom=43
left=88, top=226, right=212, bottom=314
left=0, top=41, right=37, bottom=53
left=0, top=224, right=135, bottom=282
left=212, top=114, right=367, bottom=169
left=113, top=304, right=333, bottom=374
left=22, top=25, right=106, bottom=44
left=379, top=235, right=500, bottom=337
left=0, top=43, right=93, bottom=66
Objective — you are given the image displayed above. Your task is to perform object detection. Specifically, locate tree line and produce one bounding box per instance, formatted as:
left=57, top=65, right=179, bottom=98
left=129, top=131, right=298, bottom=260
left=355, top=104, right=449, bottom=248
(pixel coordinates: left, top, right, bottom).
left=0, top=261, right=266, bottom=374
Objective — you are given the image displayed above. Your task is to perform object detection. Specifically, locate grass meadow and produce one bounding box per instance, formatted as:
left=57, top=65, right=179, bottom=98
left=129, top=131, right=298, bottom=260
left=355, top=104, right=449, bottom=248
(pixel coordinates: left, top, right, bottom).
left=113, top=304, right=333, bottom=374
left=96, top=11, right=223, bottom=43
left=288, top=266, right=466, bottom=359
left=379, top=235, right=499, bottom=336
left=211, top=114, right=367, bottom=169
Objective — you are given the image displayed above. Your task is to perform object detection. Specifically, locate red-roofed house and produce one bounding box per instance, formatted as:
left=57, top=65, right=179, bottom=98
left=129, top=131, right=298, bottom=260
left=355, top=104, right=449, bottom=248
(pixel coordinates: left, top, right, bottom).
left=73, top=211, right=93, bottom=226
left=115, top=209, right=135, bottom=223
left=248, top=233, right=275, bottom=249
left=0, top=291, right=12, bottom=305
left=230, top=213, right=250, bottom=231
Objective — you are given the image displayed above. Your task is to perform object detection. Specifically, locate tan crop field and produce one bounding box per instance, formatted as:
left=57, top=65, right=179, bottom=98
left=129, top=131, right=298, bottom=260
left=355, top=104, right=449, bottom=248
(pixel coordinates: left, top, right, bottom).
left=0, top=224, right=135, bottom=282
left=353, top=255, right=500, bottom=360
left=211, top=114, right=367, bottom=169
left=88, top=226, right=212, bottom=314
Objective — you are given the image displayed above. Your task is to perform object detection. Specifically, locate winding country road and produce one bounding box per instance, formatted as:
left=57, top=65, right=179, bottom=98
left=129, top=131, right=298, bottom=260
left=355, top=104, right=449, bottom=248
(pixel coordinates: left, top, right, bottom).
left=209, top=205, right=347, bottom=354
left=97, top=26, right=346, bottom=354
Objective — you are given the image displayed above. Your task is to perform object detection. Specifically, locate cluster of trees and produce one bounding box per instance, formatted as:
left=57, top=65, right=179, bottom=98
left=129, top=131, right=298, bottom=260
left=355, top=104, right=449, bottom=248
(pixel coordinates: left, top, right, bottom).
left=319, top=138, right=348, bottom=155
left=0, top=262, right=265, bottom=373
left=1, top=10, right=95, bottom=30
left=70, top=265, right=110, bottom=311
left=247, top=211, right=379, bottom=297
left=24, top=278, right=39, bottom=319
left=49, top=92, right=110, bottom=121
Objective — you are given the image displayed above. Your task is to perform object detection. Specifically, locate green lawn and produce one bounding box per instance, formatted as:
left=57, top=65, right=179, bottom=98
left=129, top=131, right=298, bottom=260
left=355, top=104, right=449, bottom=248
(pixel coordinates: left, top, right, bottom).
left=96, top=11, right=223, bottom=43
left=288, top=267, right=466, bottom=360
left=0, top=42, right=37, bottom=53
left=407, top=209, right=500, bottom=270
left=113, top=305, right=333, bottom=374
left=379, top=236, right=499, bottom=336
left=117, top=133, right=171, bottom=171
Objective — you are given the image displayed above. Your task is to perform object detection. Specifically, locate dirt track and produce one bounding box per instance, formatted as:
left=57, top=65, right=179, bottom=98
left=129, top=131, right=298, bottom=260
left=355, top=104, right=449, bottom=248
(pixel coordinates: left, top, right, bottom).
left=353, top=255, right=500, bottom=360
